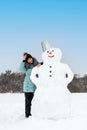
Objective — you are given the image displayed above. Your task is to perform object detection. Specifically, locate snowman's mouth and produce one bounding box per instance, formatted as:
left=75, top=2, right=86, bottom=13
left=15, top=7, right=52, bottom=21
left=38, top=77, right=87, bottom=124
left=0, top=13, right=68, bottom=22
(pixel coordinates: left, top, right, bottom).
left=48, top=55, right=54, bottom=58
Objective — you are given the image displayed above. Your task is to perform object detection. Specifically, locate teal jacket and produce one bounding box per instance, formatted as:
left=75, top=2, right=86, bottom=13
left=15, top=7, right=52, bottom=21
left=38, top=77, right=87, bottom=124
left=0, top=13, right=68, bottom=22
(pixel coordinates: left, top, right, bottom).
left=20, top=62, right=36, bottom=93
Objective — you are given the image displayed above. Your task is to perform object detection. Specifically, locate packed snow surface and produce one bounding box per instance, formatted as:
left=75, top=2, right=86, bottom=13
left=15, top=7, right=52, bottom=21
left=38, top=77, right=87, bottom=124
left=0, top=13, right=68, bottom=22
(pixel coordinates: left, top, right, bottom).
left=0, top=93, right=87, bottom=130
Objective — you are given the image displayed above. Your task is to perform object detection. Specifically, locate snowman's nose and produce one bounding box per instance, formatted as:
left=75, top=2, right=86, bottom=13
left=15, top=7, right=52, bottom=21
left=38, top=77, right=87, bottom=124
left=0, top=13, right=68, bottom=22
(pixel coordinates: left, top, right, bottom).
left=49, top=52, right=52, bottom=54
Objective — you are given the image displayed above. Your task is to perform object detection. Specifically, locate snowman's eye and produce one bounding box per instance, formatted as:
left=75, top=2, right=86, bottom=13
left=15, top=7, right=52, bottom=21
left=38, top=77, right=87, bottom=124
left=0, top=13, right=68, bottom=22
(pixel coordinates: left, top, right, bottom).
left=47, top=51, right=49, bottom=53
left=52, top=50, right=54, bottom=52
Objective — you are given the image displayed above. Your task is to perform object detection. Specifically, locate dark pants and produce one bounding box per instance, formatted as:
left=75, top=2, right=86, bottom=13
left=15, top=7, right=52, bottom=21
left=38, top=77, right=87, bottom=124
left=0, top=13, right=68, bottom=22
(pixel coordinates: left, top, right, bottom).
left=25, top=92, right=34, bottom=118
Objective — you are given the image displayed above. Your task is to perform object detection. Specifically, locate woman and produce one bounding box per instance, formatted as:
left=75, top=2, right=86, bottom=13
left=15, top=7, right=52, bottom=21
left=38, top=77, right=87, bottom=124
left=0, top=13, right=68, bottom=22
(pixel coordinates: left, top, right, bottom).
left=20, top=53, right=40, bottom=118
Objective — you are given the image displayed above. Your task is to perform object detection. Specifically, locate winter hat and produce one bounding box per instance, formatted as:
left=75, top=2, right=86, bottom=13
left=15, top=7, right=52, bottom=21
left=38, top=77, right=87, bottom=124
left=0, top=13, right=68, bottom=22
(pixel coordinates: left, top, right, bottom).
left=25, top=54, right=33, bottom=62
left=41, top=40, right=52, bottom=52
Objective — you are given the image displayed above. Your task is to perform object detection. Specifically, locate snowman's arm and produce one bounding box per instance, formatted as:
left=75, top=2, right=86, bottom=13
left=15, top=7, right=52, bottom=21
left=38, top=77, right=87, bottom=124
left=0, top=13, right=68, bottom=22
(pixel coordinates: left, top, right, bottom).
left=64, top=64, right=74, bottom=84
left=30, top=67, right=40, bottom=86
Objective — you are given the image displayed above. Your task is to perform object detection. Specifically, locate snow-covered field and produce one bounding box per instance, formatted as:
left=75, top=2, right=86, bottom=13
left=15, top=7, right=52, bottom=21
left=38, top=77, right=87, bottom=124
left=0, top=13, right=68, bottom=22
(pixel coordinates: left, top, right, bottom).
left=0, top=93, right=87, bottom=130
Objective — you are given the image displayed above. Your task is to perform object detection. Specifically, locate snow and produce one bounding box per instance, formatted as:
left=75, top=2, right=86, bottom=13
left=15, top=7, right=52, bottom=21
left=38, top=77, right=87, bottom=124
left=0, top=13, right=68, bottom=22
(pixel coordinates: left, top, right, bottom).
left=0, top=93, right=87, bottom=130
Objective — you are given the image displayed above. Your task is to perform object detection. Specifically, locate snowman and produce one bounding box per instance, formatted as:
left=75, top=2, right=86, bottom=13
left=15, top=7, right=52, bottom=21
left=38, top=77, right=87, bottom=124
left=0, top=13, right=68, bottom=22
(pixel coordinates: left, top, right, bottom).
left=30, top=41, right=74, bottom=120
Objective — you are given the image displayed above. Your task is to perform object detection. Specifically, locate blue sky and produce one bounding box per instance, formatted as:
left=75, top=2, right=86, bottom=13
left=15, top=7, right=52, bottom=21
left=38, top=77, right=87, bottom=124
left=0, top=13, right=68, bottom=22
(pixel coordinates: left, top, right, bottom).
left=0, top=0, right=87, bottom=76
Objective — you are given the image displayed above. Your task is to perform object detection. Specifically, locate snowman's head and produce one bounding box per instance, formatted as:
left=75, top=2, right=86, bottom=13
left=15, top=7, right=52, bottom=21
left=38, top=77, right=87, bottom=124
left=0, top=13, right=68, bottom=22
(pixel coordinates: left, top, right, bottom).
left=42, top=47, right=62, bottom=63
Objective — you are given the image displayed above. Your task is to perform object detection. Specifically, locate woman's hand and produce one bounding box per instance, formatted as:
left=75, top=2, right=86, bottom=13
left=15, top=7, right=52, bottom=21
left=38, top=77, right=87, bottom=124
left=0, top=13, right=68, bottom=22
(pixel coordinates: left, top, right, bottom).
left=36, top=64, right=41, bottom=67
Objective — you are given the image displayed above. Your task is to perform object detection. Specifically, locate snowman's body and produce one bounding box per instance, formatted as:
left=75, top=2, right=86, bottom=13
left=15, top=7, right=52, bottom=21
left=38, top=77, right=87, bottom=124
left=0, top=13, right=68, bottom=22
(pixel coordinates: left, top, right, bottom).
left=30, top=47, right=74, bottom=119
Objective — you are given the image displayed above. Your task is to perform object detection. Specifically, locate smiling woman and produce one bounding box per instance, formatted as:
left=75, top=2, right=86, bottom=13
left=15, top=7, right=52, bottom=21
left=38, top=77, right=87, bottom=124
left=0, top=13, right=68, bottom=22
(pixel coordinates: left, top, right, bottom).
left=19, top=52, right=41, bottom=118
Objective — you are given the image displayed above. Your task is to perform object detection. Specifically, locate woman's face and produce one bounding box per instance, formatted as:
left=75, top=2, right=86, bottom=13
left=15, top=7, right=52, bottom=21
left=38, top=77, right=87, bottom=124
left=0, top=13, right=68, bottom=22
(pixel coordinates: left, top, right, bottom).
left=27, top=58, right=33, bottom=64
